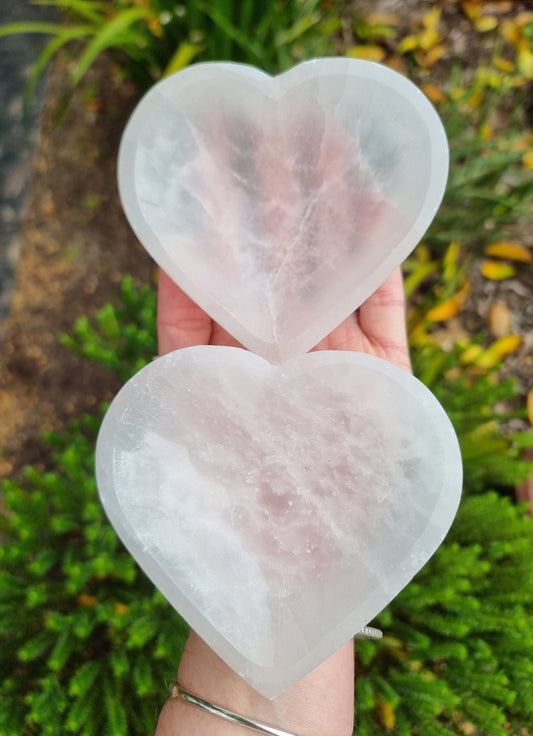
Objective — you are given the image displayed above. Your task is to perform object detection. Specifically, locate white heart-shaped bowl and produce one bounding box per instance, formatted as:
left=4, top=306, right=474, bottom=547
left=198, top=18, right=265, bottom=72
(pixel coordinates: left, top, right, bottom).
left=96, top=347, right=462, bottom=697
left=118, top=59, right=449, bottom=363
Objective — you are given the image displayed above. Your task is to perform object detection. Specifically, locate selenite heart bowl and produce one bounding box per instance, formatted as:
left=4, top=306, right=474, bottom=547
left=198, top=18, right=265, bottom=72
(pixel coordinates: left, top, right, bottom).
left=118, top=58, right=449, bottom=363
left=96, top=347, right=462, bottom=697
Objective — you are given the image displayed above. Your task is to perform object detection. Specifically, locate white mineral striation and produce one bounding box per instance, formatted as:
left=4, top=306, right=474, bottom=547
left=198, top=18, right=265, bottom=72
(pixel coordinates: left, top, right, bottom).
left=118, top=58, right=449, bottom=363
left=96, top=347, right=462, bottom=698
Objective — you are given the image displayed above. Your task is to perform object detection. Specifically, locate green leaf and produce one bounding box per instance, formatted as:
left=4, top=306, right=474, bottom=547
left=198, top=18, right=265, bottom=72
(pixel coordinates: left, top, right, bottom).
left=197, top=2, right=264, bottom=63
left=18, top=631, right=51, bottom=662
left=70, top=7, right=152, bottom=86
left=0, top=22, right=70, bottom=37
left=163, top=41, right=200, bottom=76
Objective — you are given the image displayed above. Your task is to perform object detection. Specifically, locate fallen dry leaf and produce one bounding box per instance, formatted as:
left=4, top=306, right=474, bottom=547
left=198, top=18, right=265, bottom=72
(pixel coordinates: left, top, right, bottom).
left=347, top=45, right=386, bottom=62
left=485, top=241, right=532, bottom=262
left=494, top=56, right=515, bottom=73
left=488, top=301, right=512, bottom=338
left=474, top=15, right=498, bottom=32
left=523, top=150, right=533, bottom=169
left=476, top=334, right=522, bottom=368
left=427, top=282, right=470, bottom=322
left=421, top=82, right=446, bottom=103
left=480, top=260, right=517, bottom=280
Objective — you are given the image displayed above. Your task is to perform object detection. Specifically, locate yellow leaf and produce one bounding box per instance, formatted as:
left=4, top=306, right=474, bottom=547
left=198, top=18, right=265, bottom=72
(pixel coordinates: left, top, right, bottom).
left=427, top=284, right=469, bottom=322
left=347, top=45, right=386, bottom=62
left=476, top=335, right=522, bottom=368
left=485, top=241, right=532, bottom=263
left=460, top=344, right=484, bottom=364
left=500, top=18, right=522, bottom=47
left=523, top=150, right=533, bottom=169
left=443, top=240, right=462, bottom=281
left=527, top=388, right=533, bottom=425
left=397, top=35, right=419, bottom=54
left=422, top=6, right=442, bottom=31
left=474, top=15, right=498, bottom=32
left=494, top=56, right=515, bottom=73
left=378, top=699, right=396, bottom=730
left=423, top=43, right=448, bottom=67
left=419, top=27, right=442, bottom=52
left=480, top=122, right=493, bottom=141
left=163, top=41, right=199, bottom=76
left=421, top=82, right=446, bottom=103
left=416, top=243, right=432, bottom=263
left=480, top=260, right=516, bottom=280
left=488, top=301, right=512, bottom=338
left=461, top=1, right=481, bottom=21
left=469, top=90, right=483, bottom=108
left=518, top=46, right=533, bottom=80
left=500, top=19, right=521, bottom=49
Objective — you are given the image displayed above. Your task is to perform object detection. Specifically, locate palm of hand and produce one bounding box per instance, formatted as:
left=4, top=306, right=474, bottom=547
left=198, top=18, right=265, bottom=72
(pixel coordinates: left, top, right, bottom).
left=157, top=267, right=410, bottom=373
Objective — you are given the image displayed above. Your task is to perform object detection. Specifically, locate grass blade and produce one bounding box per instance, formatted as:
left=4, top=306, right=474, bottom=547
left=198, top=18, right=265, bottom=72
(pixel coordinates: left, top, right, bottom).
left=31, top=0, right=107, bottom=25
left=0, top=22, right=69, bottom=37
left=197, top=2, right=263, bottom=63
left=69, top=7, right=151, bottom=86
left=24, top=26, right=94, bottom=108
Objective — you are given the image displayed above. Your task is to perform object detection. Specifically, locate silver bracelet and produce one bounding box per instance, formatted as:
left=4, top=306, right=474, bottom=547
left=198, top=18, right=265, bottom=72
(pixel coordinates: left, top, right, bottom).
left=354, top=625, right=382, bottom=640
left=169, top=627, right=382, bottom=735
left=170, top=683, right=301, bottom=736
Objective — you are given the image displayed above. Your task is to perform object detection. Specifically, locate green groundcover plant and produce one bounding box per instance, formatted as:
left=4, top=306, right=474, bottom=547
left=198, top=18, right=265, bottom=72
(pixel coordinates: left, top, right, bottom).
left=1, top=277, right=533, bottom=736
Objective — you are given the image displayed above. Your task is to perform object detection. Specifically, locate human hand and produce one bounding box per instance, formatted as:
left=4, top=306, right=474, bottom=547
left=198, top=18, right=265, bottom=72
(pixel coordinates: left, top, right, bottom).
left=157, top=266, right=411, bottom=372
left=154, top=266, right=410, bottom=736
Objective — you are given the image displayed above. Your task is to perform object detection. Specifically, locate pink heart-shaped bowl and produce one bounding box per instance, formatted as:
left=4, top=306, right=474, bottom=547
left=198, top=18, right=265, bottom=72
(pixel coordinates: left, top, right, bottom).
left=96, top=347, right=462, bottom=697
left=118, top=59, right=449, bottom=363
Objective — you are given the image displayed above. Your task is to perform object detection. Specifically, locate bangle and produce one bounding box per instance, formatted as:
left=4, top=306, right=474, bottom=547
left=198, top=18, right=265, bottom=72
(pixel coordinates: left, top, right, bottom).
left=168, top=627, right=382, bottom=735
left=354, top=626, right=382, bottom=639
left=169, top=682, right=302, bottom=736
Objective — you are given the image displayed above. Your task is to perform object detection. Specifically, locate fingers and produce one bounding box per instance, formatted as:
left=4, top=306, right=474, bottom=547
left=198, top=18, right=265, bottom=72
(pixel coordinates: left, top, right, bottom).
left=157, top=269, right=244, bottom=354
left=358, top=268, right=411, bottom=372
left=158, top=265, right=410, bottom=370
left=157, top=269, right=212, bottom=355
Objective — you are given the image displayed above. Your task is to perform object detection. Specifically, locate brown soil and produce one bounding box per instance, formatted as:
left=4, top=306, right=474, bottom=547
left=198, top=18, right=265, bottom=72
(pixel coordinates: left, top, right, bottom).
left=0, top=56, right=152, bottom=478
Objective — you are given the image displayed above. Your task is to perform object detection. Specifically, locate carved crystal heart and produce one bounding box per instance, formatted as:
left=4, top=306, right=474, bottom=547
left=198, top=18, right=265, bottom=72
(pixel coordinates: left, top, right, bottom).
left=118, top=59, right=449, bottom=363
left=96, top=347, right=462, bottom=697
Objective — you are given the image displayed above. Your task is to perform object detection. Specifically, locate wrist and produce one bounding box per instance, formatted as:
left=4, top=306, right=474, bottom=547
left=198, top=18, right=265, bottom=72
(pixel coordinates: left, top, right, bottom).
left=154, top=631, right=354, bottom=736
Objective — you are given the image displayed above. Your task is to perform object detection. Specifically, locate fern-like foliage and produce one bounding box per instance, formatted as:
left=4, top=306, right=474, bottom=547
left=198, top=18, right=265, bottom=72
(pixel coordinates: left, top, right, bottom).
left=355, top=492, right=533, bottom=735
left=0, top=416, right=189, bottom=736
left=60, top=275, right=157, bottom=383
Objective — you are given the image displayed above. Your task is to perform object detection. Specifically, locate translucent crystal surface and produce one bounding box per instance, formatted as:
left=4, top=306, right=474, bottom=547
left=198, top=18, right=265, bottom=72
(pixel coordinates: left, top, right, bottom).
left=96, top=347, right=462, bottom=697
left=118, top=58, right=449, bottom=363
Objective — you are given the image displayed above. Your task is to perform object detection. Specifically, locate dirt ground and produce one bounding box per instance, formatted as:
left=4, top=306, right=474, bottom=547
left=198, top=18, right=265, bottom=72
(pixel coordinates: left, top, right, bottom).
left=0, top=7, right=531, bottom=493
left=0, top=57, right=152, bottom=477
